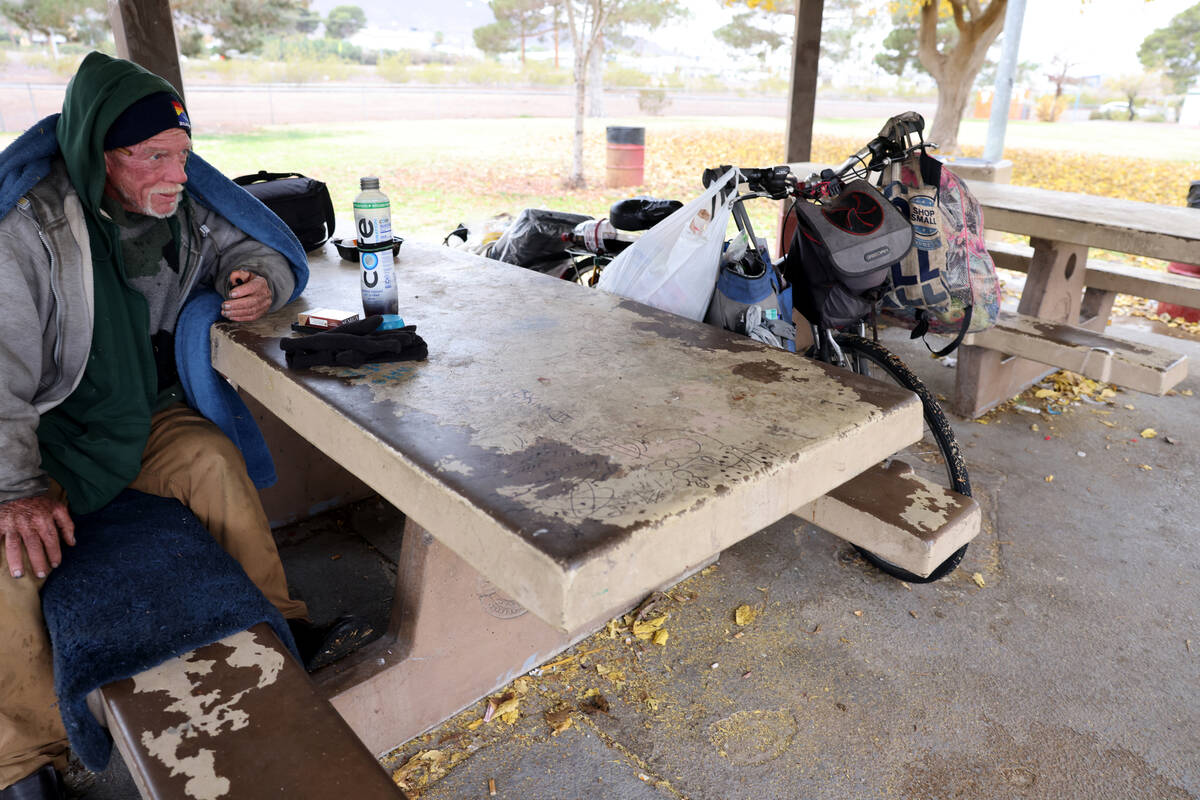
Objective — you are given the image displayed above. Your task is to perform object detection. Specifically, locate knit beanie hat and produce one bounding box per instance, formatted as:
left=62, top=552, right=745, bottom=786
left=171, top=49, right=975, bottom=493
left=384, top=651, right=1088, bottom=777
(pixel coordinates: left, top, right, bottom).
left=103, top=91, right=191, bottom=150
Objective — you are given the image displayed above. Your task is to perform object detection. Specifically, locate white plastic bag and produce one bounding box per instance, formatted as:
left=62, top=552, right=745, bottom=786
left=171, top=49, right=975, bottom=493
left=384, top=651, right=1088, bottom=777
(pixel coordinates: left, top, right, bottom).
left=597, top=167, right=737, bottom=321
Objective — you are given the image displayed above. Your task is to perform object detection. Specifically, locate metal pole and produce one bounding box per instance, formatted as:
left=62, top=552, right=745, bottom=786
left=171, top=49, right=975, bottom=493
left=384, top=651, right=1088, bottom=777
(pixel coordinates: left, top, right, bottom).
left=982, top=0, right=1026, bottom=163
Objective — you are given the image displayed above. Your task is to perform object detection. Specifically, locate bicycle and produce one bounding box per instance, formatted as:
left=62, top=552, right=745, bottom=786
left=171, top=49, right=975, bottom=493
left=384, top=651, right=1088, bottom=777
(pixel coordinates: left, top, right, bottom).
left=697, top=112, right=970, bottom=582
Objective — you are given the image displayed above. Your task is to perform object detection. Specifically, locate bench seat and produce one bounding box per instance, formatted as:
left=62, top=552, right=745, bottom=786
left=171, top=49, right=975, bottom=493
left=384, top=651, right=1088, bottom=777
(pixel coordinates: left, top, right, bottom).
left=794, top=460, right=980, bottom=579
left=988, top=240, right=1200, bottom=309
left=962, top=310, right=1187, bottom=395
left=89, top=623, right=403, bottom=800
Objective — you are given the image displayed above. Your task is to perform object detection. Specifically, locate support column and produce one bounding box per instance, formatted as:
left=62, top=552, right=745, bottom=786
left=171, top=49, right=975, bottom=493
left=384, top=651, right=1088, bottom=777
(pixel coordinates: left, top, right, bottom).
left=108, top=0, right=185, bottom=101
left=784, top=0, right=823, bottom=163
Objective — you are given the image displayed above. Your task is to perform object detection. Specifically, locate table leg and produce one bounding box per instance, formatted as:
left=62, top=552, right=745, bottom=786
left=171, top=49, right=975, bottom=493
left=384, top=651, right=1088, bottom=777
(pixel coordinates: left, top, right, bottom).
left=311, top=517, right=717, bottom=755
left=954, top=237, right=1091, bottom=418
left=310, top=518, right=577, bottom=754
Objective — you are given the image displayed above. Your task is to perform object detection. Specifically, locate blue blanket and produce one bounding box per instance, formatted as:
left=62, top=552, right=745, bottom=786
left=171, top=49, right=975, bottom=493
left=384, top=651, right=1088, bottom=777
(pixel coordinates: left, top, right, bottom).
left=39, top=490, right=300, bottom=772
left=0, top=114, right=310, bottom=488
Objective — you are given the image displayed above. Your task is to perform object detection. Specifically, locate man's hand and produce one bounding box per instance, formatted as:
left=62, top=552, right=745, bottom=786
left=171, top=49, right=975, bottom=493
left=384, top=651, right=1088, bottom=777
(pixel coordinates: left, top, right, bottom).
left=222, top=269, right=273, bottom=322
left=0, top=495, right=75, bottom=579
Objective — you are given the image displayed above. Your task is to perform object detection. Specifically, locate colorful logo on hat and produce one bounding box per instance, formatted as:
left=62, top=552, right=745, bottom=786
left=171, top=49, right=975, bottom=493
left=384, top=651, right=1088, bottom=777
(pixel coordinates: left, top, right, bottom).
left=172, top=100, right=191, bottom=130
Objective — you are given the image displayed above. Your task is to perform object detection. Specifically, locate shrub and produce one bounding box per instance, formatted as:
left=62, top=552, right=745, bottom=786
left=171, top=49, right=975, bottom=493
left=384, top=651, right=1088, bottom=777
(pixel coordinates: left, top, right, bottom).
left=377, top=52, right=412, bottom=83
left=411, top=63, right=451, bottom=84
left=1034, top=94, right=1068, bottom=122
left=754, top=74, right=789, bottom=95
left=270, top=57, right=352, bottom=83
left=521, top=60, right=571, bottom=87
left=688, top=74, right=730, bottom=94
left=637, top=87, right=670, bottom=115
left=605, top=64, right=652, bottom=88
left=463, top=59, right=514, bottom=86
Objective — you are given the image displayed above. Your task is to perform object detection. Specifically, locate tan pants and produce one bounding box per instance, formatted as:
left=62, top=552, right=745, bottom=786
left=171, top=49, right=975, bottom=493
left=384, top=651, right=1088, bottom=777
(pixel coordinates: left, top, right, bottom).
left=0, top=405, right=307, bottom=788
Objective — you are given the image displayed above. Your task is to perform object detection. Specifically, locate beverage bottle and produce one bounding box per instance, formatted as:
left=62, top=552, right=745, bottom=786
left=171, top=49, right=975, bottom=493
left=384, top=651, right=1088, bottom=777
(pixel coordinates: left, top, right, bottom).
left=354, top=176, right=398, bottom=316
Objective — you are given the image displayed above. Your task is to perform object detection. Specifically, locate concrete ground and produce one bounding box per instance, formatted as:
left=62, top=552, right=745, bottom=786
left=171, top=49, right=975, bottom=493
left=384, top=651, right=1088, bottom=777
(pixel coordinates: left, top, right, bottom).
left=79, top=313, right=1199, bottom=799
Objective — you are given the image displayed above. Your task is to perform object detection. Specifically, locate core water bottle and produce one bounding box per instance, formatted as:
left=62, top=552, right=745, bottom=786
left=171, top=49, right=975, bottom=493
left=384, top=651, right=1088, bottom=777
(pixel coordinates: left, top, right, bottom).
left=354, top=176, right=398, bottom=316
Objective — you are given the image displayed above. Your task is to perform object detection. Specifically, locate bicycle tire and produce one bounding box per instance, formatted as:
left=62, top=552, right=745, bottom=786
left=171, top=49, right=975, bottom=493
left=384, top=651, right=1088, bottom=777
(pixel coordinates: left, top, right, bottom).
left=562, top=257, right=605, bottom=288
left=832, top=333, right=970, bottom=583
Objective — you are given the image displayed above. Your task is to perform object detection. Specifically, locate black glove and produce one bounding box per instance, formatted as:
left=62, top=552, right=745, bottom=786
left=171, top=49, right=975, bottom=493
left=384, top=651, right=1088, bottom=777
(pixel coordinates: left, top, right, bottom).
left=279, top=315, right=428, bottom=369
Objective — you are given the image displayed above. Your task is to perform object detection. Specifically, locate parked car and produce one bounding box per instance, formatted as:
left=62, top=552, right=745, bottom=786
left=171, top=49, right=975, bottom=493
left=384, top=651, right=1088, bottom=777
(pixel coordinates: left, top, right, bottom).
left=1096, top=101, right=1169, bottom=120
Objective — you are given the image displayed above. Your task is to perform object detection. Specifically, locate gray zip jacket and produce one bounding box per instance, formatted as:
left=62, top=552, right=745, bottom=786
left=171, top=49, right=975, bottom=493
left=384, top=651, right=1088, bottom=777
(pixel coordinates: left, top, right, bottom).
left=0, top=158, right=294, bottom=504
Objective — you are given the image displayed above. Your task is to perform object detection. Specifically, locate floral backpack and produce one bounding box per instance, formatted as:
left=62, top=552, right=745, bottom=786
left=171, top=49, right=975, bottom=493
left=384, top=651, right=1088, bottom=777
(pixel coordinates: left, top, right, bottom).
left=878, top=149, right=1001, bottom=356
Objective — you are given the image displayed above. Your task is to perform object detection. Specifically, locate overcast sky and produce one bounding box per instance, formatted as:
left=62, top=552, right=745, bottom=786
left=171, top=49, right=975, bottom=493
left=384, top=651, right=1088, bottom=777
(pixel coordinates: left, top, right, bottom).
left=1018, top=0, right=1196, bottom=77
left=659, top=0, right=1196, bottom=81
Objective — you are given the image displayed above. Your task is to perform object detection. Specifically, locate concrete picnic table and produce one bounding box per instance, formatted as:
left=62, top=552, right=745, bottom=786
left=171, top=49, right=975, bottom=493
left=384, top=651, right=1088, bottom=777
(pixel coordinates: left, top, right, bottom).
left=210, top=240, right=923, bottom=753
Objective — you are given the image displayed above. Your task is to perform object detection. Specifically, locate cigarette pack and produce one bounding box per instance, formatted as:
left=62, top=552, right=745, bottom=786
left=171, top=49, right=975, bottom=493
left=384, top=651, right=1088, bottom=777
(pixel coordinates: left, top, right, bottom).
left=296, top=308, right=360, bottom=329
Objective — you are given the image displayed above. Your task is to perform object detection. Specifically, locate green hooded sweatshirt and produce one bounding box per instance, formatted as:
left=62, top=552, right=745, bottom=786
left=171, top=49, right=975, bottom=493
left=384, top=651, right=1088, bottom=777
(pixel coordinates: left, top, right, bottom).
left=37, top=52, right=183, bottom=514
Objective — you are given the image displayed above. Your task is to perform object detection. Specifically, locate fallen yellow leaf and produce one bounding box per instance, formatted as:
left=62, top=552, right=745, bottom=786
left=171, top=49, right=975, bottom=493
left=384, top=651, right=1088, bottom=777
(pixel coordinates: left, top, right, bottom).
left=652, top=629, right=669, bottom=646
left=632, top=614, right=668, bottom=639
left=493, top=695, right=520, bottom=719
left=972, top=572, right=986, bottom=588
left=734, top=604, right=758, bottom=626
left=1045, top=475, right=1054, bottom=482
left=545, top=708, right=573, bottom=736
left=1140, top=428, right=1157, bottom=439
left=1138, top=464, right=1153, bottom=471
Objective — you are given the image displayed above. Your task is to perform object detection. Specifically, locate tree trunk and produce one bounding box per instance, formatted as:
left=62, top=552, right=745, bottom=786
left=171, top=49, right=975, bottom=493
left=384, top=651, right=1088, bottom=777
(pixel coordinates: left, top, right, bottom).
left=918, top=0, right=1006, bottom=155
left=929, top=78, right=974, bottom=152
left=587, top=36, right=604, bottom=118
left=47, top=28, right=59, bottom=60
left=570, top=60, right=586, bottom=188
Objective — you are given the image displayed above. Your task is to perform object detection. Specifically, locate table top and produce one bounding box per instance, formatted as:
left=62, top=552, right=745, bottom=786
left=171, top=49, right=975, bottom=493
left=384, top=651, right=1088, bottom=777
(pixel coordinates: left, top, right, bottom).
left=790, top=161, right=1200, bottom=264
left=212, top=241, right=922, bottom=631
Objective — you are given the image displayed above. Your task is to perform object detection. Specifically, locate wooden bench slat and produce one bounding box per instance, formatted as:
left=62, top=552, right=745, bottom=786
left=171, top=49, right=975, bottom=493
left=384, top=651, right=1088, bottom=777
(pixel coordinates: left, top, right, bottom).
left=94, top=623, right=404, bottom=800
left=988, top=240, right=1200, bottom=309
left=794, top=460, right=980, bottom=579
left=963, top=311, right=1188, bottom=395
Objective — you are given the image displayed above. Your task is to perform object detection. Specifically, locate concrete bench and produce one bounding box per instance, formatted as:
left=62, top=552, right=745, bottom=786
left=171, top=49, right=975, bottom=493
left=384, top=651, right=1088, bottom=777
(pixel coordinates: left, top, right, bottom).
left=794, top=460, right=980, bottom=579
left=962, top=310, right=1187, bottom=396
left=89, top=623, right=403, bottom=800
left=988, top=239, right=1200, bottom=325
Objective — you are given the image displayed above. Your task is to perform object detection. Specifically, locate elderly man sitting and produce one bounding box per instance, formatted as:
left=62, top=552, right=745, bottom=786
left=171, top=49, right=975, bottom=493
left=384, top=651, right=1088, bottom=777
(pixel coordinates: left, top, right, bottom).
left=0, top=52, right=366, bottom=799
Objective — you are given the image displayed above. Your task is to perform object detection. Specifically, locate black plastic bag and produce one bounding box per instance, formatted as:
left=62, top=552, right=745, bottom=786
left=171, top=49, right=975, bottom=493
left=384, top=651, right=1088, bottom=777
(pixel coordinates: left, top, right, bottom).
left=490, top=208, right=592, bottom=271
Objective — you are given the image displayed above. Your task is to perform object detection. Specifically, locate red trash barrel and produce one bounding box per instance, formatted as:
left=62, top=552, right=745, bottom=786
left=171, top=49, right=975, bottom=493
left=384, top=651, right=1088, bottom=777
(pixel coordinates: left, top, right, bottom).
left=1156, top=261, right=1200, bottom=323
left=606, top=126, right=645, bottom=188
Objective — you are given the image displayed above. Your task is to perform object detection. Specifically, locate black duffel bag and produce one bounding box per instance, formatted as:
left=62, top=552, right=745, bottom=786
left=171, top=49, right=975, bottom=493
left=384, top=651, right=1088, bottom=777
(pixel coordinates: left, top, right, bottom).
left=232, top=170, right=336, bottom=252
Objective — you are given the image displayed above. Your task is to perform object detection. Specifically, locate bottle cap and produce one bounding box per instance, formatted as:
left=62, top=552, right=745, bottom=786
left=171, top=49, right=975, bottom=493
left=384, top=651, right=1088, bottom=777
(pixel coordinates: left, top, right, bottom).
left=360, top=176, right=380, bottom=190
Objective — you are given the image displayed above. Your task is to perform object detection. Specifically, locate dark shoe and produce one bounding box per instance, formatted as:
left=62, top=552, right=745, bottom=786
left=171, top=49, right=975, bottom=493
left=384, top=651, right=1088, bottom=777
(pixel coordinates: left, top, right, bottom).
left=287, top=615, right=375, bottom=671
left=0, top=765, right=65, bottom=800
